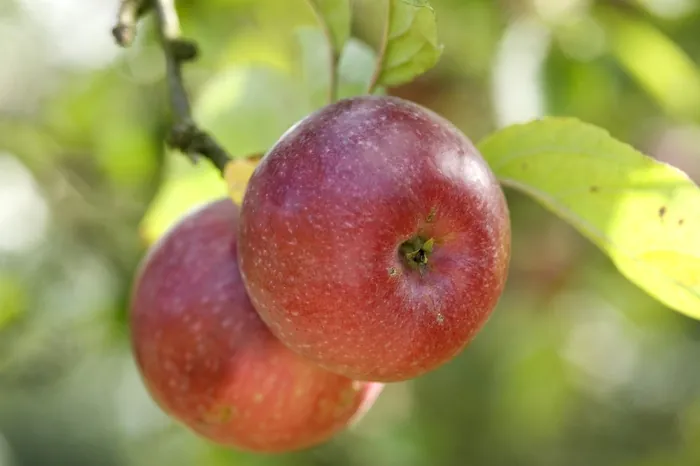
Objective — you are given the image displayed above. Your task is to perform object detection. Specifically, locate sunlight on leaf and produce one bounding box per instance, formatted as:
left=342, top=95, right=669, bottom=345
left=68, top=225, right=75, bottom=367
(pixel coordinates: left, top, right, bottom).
left=479, top=118, right=700, bottom=319
left=373, top=0, right=443, bottom=88
left=600, top=9, right=700, bottom=120
left=306, top=0, right=351, bottom=55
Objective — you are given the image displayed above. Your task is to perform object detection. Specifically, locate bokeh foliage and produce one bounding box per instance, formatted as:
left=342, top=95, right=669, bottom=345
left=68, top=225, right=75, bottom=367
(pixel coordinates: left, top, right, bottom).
left=1, top=0, right=700, bottom=465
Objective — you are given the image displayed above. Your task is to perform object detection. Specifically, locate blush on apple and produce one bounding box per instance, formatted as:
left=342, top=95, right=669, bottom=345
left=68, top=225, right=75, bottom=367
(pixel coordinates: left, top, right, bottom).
left=238, top=95, right=511, bottom=382
left=129, top=198, right=383, bottom=453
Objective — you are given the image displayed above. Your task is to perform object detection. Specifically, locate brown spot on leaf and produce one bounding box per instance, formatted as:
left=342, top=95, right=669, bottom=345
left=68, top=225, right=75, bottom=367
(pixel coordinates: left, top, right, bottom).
left=589, top=186, right=599, bottom=193
left=659, top=206, right=667, bottom=218
left=679, top=219, right=685, bottom=226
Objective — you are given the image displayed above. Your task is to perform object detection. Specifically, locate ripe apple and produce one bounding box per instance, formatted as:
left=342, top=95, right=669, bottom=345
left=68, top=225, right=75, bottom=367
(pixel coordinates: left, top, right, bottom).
left=238, top=95, right=511, bottom=382
left=129, top=198, right=383, bottom=452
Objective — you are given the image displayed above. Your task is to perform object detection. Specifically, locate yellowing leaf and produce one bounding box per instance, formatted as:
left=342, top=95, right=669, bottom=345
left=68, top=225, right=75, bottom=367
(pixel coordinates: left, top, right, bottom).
left=478, top=117, right=700, bottom=319
left=374, top=0, right=443, bottom=88
left=224, top=159, right=258, bottom=204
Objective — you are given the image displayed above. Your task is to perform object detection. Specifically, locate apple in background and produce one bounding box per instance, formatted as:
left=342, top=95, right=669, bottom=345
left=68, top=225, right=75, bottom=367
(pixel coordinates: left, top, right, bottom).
left=129, top=198, right=383, bottom=453
left=238, top=95, right=511, bottom=382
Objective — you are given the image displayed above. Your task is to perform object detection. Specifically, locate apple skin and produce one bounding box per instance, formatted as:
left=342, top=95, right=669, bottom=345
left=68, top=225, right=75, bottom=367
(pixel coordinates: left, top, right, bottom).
left=129, top=198, right=383, bottom=453
left=238, top=95, right=511, bottom=382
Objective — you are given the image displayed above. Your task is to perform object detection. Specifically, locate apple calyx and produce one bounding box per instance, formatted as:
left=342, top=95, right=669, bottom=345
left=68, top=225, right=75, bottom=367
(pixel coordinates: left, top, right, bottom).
left=399, top=236, right=435, bottom=273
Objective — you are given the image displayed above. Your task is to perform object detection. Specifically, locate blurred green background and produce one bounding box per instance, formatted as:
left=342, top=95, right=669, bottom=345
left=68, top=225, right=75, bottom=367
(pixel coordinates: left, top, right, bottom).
left=1, top=0, right=700, bottom=465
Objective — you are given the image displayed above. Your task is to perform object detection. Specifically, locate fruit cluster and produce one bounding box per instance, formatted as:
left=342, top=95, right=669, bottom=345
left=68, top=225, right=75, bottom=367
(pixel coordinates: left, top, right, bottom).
left=129, top=96, right=511, bottom=452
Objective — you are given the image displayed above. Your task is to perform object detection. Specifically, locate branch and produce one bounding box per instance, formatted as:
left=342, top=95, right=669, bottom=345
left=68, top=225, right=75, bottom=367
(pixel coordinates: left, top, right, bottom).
left=112, top=0, right=152, bottom=47
left=112, top=0, right=232, bottom=174
left=151, top=0, right=232, bottom=173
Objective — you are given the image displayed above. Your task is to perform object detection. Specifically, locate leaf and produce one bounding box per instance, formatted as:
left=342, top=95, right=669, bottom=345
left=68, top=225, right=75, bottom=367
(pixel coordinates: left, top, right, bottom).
left=296, top=27, right=384, bottom=108
left=223, top=159, right=258, bottom=204
left=306, top=0, right=351, bottom=55
left=373, top=0, right=443, bottom=88
left=296, top=28, right=334, bottom=109
left=338, top=37, right=387, bottom=99
left=600, top=9, right=700, bottom=120
left=478, top=117, right=700, bottom=319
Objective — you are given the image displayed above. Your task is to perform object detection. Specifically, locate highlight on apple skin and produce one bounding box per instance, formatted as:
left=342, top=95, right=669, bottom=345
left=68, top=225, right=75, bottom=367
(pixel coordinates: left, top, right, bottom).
left=238, top=95, right=511, bottom=382
left=129, top=198, right=383, bottom=453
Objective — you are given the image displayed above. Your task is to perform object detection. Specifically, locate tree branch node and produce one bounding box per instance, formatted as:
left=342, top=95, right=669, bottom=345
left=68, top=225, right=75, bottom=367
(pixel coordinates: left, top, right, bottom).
left=113, top=0, right=152, bottom=47
left=111, top=0, right=232, bottom=175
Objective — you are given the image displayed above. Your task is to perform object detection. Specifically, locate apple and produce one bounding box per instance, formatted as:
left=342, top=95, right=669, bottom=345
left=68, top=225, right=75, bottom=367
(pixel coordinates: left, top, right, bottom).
left=129, top=198, right=383, bottom=453
left=238, top=95, right=511, bottom=382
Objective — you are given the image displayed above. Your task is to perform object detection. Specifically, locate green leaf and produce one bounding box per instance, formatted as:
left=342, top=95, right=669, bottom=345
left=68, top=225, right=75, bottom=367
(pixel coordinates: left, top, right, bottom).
left=374, top=0, right=443, bottom=88
left=478, top=118, right=700, bottom=319
left=296, top=27, right=333, bottom=109
left=600, top=9, right=700, bottom=120
left=139, top=157, right=259, bottom=247
left=296, top=27, right=384, bottom=108
left=306, top=0, right=351, bottom=55
left=338, top=37, right=387, bottom=99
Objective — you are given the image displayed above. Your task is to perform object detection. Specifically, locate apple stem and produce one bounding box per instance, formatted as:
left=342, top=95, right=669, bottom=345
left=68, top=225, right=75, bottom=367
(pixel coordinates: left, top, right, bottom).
left=399, top=236, right=435, bottom=273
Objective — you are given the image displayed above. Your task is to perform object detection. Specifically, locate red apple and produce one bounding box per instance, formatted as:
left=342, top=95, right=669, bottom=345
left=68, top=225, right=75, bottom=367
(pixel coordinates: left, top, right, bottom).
left=129, top=198, right=382, bottom=453
left=238, top=96, right=511, bottom=382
